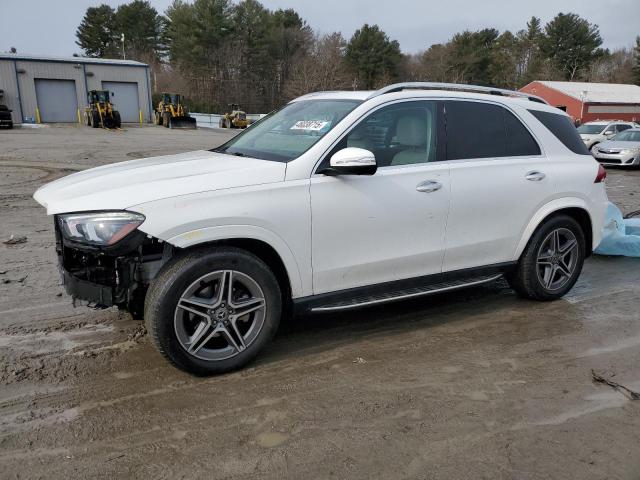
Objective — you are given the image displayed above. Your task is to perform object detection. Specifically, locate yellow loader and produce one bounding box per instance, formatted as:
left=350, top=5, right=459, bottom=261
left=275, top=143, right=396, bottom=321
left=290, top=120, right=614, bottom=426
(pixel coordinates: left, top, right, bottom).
left=85, top=90, right=121, bottom=129
left=219, top=104, right=251, bottom=129
left=154, top=93, right=197, bottom=129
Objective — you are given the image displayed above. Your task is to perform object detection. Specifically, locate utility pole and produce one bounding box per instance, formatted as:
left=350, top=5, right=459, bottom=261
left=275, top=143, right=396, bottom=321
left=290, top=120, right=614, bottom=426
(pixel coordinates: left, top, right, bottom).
left=579, top=90, right=587, bottom=122
left=121, top=33, right=126, bottom=60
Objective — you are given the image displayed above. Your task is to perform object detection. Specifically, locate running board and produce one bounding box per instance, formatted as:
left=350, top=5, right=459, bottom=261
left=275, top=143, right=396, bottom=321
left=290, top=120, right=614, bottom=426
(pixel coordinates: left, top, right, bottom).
left=310, top=274, right=502, bottom=312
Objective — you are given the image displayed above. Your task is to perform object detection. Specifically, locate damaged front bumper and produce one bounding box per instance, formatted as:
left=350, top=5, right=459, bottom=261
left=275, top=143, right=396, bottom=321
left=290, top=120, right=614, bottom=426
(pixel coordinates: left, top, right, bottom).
left=55, top=216, right=170, bottom=317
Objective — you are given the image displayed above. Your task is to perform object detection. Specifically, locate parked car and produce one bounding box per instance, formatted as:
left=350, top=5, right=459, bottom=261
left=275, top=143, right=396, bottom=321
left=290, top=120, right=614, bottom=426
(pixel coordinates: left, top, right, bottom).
left=34, top=82, right=609, bottom=375
left=577, top=120, right=637, bottom=149
left=591, top=128, right=640, bottom=167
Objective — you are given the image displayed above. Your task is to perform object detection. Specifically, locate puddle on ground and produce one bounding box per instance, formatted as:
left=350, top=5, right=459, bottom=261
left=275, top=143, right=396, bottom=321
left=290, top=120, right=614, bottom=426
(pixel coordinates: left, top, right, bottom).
left=577, top=334, right=640, bottom=357
left=256, top=431, right=289, bottom=448
left=513, top=380, right=640, bottom=429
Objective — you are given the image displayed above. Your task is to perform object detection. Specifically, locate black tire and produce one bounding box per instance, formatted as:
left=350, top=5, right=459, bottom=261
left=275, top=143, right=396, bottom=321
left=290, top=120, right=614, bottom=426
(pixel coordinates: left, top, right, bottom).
left=145, top=247, right=282, bottom=375
left=92, top=111, right=100, bottom=128
left=113, top=111, right=121, bottom=128
left=506, top=214, right=585, bottom=301
left=163, top=112, right=171, bottom=128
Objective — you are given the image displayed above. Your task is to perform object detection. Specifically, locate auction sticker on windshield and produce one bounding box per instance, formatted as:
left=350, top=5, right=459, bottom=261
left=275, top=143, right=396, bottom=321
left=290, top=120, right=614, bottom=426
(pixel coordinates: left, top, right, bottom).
left=290, top=120, right=329, bottom=131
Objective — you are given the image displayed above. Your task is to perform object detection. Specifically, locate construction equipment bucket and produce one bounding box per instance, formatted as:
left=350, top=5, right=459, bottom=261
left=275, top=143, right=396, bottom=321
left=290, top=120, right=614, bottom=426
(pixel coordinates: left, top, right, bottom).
left=169, top=116, right=197, bottom=129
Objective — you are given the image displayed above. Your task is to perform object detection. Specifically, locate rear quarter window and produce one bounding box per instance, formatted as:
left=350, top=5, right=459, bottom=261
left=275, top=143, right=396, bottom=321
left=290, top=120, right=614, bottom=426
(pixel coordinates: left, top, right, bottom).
left=504, top=110, right=541, bottom=156
left=528, top=110, right=590, bottom=155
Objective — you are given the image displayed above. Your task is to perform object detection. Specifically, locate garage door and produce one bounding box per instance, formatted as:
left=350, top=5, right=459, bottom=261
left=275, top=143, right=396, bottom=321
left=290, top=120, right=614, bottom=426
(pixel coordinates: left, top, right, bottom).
left=34, top=79, right=78, bottom=123
left=102, top=81, right=139, bottom=123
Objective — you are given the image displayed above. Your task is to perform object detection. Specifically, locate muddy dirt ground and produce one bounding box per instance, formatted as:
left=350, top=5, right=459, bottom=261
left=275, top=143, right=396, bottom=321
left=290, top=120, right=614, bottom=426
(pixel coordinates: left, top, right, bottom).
left=1, top=125, right=639, bottom=479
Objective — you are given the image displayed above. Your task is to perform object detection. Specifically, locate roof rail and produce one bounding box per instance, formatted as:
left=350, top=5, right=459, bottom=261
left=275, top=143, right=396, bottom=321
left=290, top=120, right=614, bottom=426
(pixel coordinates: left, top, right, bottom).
left=368, top=82, right=548, bottom=104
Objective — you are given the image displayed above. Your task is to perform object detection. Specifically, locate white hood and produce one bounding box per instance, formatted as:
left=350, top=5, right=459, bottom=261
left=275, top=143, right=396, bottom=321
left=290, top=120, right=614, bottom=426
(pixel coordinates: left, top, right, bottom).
left=33, top=150, right=287, bottom=215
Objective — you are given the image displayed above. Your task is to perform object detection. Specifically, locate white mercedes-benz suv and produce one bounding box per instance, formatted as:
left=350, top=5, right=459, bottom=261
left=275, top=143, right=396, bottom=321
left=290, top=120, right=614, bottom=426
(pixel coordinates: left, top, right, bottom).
left=34, top=82, right=609, bottom=374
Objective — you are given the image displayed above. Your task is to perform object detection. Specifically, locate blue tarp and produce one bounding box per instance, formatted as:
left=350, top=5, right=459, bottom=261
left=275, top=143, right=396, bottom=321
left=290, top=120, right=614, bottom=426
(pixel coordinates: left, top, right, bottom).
left=594, top=202, right=640, bottom=258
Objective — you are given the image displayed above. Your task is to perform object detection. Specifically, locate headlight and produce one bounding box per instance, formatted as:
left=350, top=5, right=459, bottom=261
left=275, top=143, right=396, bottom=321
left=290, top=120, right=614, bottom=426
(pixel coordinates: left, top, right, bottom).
left=620, top=147, right=640, bottom=154
left=58, top=211, right=145, bottom=246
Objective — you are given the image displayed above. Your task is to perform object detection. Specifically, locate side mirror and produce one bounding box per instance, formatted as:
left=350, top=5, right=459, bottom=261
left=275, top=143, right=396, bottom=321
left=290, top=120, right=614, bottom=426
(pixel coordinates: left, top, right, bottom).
left=322, top=148, right=377, bottom=176
left=604, top=130, right=614, bottom=136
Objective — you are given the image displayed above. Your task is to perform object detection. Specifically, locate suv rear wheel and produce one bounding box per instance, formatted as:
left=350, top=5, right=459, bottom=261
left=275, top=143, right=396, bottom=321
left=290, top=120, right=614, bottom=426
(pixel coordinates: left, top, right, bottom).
left=507, top=215, right=585, bottom=301
left=145, top=247, right=282, bottom=375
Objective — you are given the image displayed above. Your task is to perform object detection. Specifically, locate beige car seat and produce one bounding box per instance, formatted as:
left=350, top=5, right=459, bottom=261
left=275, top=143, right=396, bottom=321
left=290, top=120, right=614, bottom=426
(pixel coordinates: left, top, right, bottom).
left=391, top=114, right=432, bottom=166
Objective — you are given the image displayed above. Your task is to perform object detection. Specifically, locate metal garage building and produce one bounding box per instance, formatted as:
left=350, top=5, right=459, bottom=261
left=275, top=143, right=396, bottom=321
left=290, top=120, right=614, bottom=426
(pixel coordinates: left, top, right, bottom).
left=520, top=81, right=640, bottom=124
left=0, top=54, right=152, bottom=125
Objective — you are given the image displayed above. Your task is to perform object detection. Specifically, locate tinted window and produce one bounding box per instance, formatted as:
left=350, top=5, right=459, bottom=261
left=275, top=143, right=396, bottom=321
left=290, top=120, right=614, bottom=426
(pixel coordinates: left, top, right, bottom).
left=616, top=124, right=632, bottom=132
left=445, top=101, right=505, bottom=160
left=528, top=110, right=590, bottom=155
left=322, top=101, right=441, bottom=169
left=444, top=101, right=539, bottom=159
left=504, top=110, right=541, bottom=156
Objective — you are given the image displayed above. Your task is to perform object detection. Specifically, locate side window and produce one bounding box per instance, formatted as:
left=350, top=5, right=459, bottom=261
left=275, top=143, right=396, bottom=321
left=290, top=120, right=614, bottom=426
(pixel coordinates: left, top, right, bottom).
left=617, top=124, right=632, bottom=133
left=528, top=110, right=590, bottom=155
left=504, top=109, right=541, bottom=156
left=323, top=101, right=440, bottom=169
left=445, top=101, right=506, bottom=160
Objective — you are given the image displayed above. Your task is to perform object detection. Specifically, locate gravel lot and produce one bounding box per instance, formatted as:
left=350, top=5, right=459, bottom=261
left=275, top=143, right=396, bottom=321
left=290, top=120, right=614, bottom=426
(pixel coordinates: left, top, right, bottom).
left=1, top=125, right=639, bottom=479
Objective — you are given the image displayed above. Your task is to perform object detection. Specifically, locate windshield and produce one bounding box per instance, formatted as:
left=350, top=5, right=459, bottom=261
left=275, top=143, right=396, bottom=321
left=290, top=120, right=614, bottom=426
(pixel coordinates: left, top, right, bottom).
left=214, top=99, right=361, bottom=162
left=612, top=130, right=640, bottom=142
left=577, top=124, right=605, bottom=134
left=92, top=91, right=109, bottom=103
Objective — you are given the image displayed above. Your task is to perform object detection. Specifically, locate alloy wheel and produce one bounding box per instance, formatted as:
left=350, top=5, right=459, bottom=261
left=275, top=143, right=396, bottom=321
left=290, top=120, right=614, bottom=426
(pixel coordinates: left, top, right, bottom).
left=536, top=228, right=579, bottom=291
left=173, top=270, right=266, bottom=361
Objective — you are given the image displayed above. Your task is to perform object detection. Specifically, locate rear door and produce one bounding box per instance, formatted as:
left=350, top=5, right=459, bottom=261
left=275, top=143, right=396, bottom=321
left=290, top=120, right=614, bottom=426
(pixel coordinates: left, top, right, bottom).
left=442, top=100, right=554, bottom=272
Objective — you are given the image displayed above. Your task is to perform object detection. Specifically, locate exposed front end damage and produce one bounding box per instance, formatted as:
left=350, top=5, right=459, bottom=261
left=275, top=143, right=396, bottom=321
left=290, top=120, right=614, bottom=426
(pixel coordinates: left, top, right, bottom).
left=55, top=215, right=172, bottom=318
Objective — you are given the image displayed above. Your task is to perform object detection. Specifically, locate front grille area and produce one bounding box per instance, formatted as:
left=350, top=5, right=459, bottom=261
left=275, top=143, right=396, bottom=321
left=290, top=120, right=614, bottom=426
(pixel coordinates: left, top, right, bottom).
left=597, top=149, right=621, bottom=154
left=596, top=158, right=622, bottom=164
left=55, top=218, right=165, bottom=314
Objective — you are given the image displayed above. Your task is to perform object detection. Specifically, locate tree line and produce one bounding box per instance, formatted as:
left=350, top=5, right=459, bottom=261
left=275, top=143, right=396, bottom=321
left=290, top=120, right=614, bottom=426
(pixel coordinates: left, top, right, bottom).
left=75, top=0, right=640, bottom=113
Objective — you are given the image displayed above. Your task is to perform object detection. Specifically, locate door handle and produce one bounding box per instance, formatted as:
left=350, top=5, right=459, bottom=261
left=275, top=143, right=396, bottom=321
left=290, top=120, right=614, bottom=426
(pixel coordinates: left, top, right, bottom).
left=416, top=180, right=442, bottom=193
left=525, top=171, right=546, bottom=182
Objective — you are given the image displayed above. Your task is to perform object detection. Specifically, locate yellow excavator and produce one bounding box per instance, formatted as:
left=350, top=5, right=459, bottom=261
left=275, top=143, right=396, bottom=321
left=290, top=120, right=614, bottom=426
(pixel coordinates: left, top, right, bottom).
left=85, top=90, right=121, bottom=129
left=154, top=93, right=197, bottom=129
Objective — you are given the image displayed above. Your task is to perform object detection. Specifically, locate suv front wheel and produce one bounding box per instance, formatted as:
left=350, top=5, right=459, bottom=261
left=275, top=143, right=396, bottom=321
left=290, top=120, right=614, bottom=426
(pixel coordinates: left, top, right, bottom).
left=145, top=247, right=282, bottom=375
left=507, top=215, right=585, bottom=301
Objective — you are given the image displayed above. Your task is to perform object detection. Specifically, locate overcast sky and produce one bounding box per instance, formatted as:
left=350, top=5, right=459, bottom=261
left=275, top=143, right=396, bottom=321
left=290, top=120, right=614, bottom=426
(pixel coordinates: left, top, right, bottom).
left=3, top=0, right=639, bottom=57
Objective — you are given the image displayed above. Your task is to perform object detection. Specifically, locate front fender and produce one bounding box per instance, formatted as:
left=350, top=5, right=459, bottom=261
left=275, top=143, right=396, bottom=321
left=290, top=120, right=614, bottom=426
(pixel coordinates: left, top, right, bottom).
left=514, top=197, right=597, bottom=258
left=159, top=225, right=305, bottom=298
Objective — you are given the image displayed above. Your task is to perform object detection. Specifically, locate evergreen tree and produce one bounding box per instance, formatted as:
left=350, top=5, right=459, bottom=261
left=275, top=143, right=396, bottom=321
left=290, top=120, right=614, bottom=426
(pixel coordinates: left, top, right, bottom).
left=75, top=5, right=118, bottom=58
left=448, top=28, right=500, bottom=85
left=541, top=13, right=603, bottom=80
left=115, top=0, right=164, bottom=61
left=514, top=16, right=544, bottom=83
left=345, top=24, right=402, bottom=89
left=633, top=36, right=640, bottom=85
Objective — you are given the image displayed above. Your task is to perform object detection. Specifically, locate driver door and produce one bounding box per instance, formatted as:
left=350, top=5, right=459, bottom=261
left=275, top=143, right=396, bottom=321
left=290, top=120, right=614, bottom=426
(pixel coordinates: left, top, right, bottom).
left=310, top=100, right=451, bottom=295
